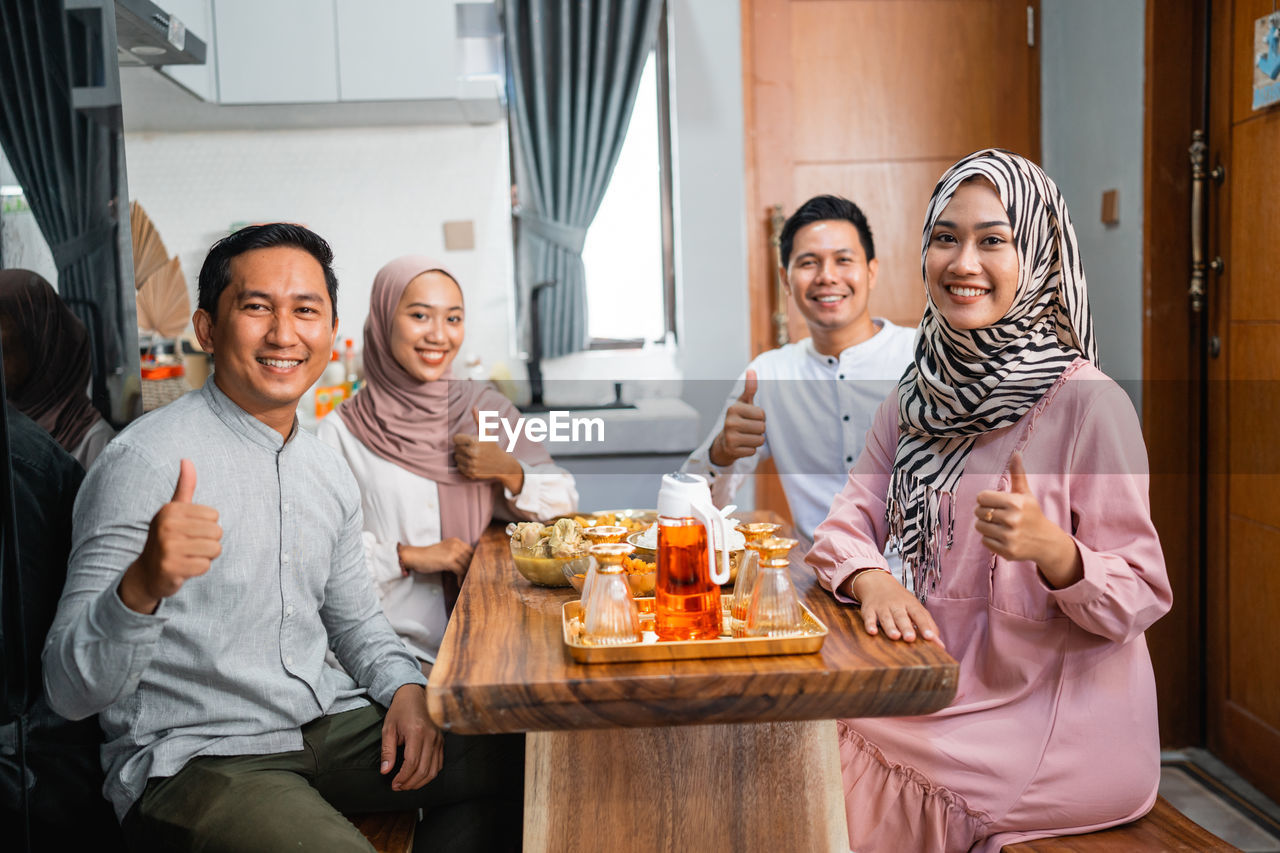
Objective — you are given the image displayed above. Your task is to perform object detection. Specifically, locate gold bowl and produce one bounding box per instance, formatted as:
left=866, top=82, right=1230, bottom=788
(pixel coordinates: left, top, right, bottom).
left=509, top=539, right=583, bottom=588
left=564, top=556, right=656, bottom=596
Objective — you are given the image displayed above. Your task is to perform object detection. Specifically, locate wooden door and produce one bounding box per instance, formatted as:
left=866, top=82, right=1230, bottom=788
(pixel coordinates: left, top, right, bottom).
left=1203, top=0, right=1280, bottom=804
left=741, top=0, right=1041, bottom=522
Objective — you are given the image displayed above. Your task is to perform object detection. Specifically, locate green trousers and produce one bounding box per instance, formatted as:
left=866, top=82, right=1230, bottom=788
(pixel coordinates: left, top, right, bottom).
left=122, top=705, right=523, bottom=853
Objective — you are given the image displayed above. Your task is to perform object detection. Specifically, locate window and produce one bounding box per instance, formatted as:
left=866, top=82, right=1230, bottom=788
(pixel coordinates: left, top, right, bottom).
left=581, top=20, right=674, bottom=347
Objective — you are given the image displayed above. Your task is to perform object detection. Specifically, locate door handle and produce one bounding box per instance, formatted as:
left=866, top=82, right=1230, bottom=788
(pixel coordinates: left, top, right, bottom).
left=1188, top=130, right=1224, bottom=313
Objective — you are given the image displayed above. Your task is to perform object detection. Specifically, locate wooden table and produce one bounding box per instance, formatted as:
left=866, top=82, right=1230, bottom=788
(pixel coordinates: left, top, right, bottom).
left=428, top=520, right=957, bottom=853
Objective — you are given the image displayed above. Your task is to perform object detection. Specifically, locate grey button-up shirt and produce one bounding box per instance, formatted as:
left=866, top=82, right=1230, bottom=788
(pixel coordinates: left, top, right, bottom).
left=42, top=380, right=426, bottom=820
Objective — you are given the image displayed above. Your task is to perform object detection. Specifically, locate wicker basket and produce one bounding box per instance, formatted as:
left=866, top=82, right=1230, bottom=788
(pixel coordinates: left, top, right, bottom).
left=141, top=362, right=190, bottom=411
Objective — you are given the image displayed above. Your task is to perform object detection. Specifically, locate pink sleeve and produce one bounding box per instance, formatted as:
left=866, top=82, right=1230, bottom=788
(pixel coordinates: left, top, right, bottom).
left=1049, top=384, right=1172, bottom=643
left=805, top=395, right=898, bottom=603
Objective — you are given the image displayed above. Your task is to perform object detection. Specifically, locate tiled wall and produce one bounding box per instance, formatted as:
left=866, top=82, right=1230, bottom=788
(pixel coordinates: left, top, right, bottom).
left=122, top=122, right=517, bottom=376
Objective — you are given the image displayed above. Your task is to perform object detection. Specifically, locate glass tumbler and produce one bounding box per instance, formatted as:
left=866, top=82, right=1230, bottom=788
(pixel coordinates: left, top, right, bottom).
left=580, top=526, right=629, bottom=603
left=582, top=542, right=641, bottom=646
left=744, top=537, right=804, bottom=638
left=730, top=522, right=781, bottom=637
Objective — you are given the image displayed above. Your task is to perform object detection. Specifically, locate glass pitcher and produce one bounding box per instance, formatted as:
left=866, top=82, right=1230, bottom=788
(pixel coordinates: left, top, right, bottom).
left=654, top=472, right=731, bottom=641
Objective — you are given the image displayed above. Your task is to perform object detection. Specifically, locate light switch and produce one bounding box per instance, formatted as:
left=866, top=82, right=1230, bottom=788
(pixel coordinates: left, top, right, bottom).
left=1100, top=189, right=1120, bottom=226
left=443, top=220, right=475, bottom=251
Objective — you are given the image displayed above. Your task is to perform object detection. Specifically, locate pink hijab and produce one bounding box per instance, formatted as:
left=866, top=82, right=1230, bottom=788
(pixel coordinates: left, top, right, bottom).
left=337, top=256, right=552, bottom=551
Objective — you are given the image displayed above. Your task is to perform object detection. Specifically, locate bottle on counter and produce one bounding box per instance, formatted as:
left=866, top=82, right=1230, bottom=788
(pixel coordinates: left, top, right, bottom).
left=314, top=349, right=347, bottom=419
left=343, top=337, right=361, bottom=395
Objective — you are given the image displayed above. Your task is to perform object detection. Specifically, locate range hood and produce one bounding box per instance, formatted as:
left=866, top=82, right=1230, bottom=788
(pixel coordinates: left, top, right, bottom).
left=115, top=0, right=206, bottom=67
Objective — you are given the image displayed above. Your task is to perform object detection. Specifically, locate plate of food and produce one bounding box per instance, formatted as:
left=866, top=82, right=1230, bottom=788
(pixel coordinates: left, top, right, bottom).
left=567, top=509, right=657, bottom=534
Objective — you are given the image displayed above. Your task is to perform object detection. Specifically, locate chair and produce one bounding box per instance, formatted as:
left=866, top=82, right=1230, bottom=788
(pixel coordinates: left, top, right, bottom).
left=1001, top=795, right=1238, bottom=851
left=348, top=810, right=417, bottom=853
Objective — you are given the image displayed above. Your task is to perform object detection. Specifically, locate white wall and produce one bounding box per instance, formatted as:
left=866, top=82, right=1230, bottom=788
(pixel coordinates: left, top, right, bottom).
left=1041, top=0, right=1145, bottom=394
left=122, top=123, right=515, bottom=375
left=668, top=0, right=751, bottom=415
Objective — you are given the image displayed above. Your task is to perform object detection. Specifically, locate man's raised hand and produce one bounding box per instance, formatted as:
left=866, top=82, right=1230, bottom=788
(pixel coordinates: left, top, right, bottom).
left=710, top=369, right=767, bottom=466
left=117, top=459, right=223, bottom=614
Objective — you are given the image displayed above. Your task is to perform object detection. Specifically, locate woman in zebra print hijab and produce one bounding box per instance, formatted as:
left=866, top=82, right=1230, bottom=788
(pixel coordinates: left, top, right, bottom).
left=807, top=150, right=1169, bottom=851
left=889, top=147, right=1097, bottom=604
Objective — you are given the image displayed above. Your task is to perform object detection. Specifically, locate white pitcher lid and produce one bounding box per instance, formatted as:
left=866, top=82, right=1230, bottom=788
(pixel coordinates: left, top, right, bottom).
left=657, top=471, right=712, bottom=518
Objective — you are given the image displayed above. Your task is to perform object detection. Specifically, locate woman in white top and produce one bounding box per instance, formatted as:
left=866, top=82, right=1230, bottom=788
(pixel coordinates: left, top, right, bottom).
left=318, top=256, right=577, bottom=665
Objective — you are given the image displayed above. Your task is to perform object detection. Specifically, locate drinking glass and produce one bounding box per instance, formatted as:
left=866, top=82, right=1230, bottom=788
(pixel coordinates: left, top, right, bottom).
left=730, top=522, right=781, bottom=637
left=582, top=542, right=641, bottom=646
left=744, top=537, right=804, bottom=637
left=579, top=526, right=629, bottom=602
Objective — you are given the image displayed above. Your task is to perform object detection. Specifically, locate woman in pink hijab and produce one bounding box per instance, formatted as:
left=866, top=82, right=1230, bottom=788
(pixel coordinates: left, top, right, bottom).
left=317, top=256, right=578, bottom=666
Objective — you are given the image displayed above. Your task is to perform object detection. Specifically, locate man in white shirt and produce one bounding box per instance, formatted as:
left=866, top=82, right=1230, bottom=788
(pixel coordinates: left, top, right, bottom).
left=683, top=195, right=917, bottom=543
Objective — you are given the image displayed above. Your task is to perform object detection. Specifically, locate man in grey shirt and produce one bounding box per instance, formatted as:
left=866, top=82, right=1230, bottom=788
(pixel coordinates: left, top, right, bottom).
left=42, top=224, right=517, bottom=851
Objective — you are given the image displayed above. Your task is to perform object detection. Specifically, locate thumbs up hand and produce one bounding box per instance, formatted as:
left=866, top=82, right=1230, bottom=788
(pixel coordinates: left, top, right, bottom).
left=452, top=407, right=524, bottom=495
left=973, top=451, right=1083, bottom=589
left=710, top=369, right=767, bottom=466
left=117, top=459, right=224, bottom=614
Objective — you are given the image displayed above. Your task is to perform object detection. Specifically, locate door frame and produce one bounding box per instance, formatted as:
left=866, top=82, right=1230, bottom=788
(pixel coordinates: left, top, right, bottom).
left=1140, top=0, right=1209, bottom=749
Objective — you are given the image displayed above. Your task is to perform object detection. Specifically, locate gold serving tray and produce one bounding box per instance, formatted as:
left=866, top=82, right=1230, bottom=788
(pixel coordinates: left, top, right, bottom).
left=562, top=596, right=827, bottom=664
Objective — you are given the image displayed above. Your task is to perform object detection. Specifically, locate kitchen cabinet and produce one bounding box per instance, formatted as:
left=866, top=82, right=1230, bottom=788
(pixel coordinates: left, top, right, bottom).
left=157, top=0, right=217, bottom=101
left=214, top=0, right=339, bottom=104
left=335, top=0, right=458, bottom=101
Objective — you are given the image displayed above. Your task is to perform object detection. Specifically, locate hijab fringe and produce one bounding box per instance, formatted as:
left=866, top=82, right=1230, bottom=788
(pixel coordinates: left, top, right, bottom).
left=886, top=471, right=953, bottom=604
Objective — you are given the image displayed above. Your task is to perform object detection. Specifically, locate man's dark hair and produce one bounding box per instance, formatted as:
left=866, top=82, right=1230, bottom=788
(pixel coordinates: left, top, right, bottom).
left=197, top=223, right=339, bottom=324
left=779, top=195, right=876, bottom=268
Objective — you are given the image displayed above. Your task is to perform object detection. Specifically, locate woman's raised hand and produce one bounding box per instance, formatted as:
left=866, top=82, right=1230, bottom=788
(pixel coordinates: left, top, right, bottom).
left=452, top=407, right=525, bottom=494
left=973, top=451, right=1084, bottom=589
left=848, top=570, right=943, bottom=647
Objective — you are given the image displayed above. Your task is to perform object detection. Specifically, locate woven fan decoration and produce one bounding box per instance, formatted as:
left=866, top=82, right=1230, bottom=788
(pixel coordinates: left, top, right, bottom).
left=130, top=202, right=190, bottom=338
left=136, top=257, right=190, bottom=339
left=130, top=201, right=170, bottom=287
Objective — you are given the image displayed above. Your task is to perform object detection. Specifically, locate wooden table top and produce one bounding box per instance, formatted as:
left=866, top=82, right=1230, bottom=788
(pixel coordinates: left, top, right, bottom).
left=428, top=520, right=957, bottom=734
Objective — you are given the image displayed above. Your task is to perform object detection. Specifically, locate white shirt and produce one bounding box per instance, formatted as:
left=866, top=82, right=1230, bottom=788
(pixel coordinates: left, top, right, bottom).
left=682, top=319, right=916, bottom=543
left=70, top=416, right=115, bottom=470
left=317, top=414, right=578, bottom=662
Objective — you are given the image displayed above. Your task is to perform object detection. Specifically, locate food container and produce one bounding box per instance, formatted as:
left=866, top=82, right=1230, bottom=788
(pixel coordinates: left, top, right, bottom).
left=565, top=555, right=655, bottom=596
left=508, top=539, right=582, bottom=588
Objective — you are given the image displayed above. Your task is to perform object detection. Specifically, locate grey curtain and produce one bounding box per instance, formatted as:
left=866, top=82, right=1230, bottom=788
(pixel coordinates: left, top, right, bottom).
left=503, top=0, right=663, bottom=358
left=0, top=0, right=130, bottom=420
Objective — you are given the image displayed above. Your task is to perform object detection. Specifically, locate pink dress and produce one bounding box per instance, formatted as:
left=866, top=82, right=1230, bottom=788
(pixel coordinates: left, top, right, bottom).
left=806, top=359, right=1171, bottom=853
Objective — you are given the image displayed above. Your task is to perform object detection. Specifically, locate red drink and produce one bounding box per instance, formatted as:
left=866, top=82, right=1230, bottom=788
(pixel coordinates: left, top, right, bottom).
left=655, top=518, right=723, bottom=640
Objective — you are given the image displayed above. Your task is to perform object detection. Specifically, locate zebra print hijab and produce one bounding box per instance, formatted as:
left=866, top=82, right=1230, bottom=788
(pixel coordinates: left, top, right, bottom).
left=887, top=149, right=1096, bottom=602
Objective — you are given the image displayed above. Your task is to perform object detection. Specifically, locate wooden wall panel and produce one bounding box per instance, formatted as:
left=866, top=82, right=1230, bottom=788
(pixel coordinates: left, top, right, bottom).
left=792, top=160, right=950, bottom=328
left=789, top=0, right=1038, bottom=163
